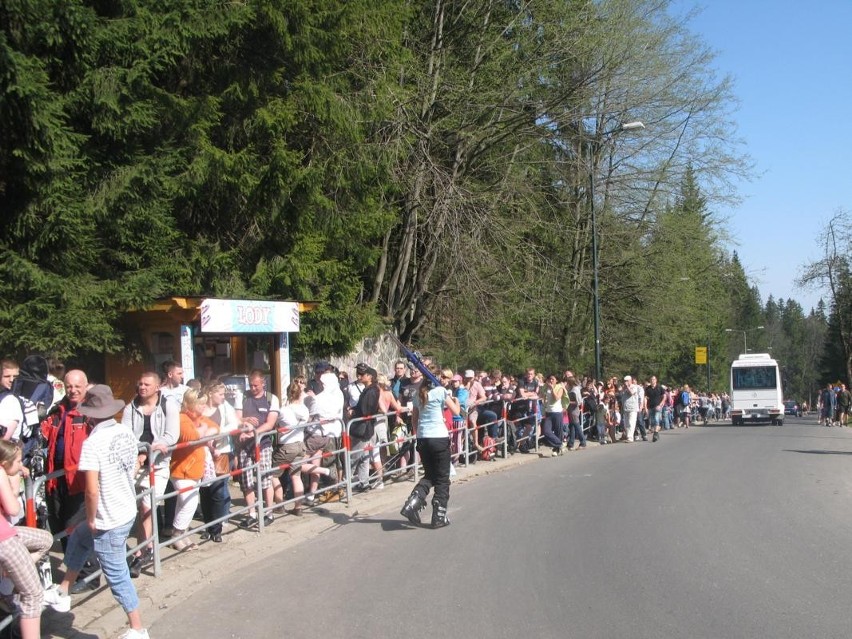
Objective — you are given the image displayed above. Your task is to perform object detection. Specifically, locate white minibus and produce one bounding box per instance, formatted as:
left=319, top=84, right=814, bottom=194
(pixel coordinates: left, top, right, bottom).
left=729, top=353, right=784, bottom=425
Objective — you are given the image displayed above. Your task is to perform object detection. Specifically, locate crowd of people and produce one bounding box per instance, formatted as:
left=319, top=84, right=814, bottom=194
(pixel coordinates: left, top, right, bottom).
left=0, top=354, right=739, bottom=638
left=816, top=382, right=852, bottom=427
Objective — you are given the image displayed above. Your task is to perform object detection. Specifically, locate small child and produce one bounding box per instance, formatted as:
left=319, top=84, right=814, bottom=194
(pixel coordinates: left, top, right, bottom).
left=0, top=440, right=62, bottom=638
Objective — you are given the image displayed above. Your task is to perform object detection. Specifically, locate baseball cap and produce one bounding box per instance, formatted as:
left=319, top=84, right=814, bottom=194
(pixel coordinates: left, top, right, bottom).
left=452, top=374, right=463, bottom=382
left=464, top=369, right=475, bottom=378
left=355, top=362, right=369, bottom=375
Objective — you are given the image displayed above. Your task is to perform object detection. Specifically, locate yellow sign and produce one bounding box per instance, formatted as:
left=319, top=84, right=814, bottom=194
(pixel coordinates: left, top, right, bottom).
left=695, top=346, right=707, bottom=364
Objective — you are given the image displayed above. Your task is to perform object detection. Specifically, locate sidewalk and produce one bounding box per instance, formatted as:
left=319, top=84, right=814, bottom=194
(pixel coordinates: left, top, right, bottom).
left=41, top=447, right=549, bottom=638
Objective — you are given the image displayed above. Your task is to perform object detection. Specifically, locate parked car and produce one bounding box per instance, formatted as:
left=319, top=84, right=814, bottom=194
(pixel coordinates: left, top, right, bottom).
left=783, top=400, right=802, bottom=417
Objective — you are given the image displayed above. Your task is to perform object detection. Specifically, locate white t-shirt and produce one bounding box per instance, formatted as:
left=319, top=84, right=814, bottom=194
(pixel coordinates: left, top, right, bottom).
left=0, top=394, right=22, bottom=433
left=78, top=419, right=139, bottom=530
left=308, top=373, right=344, bottom=436
left=160, top=384, right=189, bottom=405
left=278, top=402, right=309, bottom=444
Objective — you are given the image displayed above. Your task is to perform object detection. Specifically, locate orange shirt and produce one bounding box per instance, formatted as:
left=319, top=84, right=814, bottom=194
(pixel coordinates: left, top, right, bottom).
left=170, top=412, right=217, bottom=480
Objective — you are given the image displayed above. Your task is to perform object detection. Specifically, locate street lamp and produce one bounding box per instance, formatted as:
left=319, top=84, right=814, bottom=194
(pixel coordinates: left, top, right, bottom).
left=725, top=325, right=764, bottom=354
left=590, top=121, right=645, bottom=381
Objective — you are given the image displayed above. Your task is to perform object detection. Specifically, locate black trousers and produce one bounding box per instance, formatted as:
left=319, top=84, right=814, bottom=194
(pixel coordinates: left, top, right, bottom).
left=46, top=477, right=85, bottom=551
left=413, top=437, right=451, bottom=507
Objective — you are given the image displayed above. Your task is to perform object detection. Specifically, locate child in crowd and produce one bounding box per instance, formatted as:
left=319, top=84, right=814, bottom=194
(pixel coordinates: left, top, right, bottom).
left=0, top=440, right=57, bottom=638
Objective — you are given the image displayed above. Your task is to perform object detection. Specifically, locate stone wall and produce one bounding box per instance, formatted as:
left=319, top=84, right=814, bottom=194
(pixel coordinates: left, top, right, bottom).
left=294, top=333, right=408, bottom=381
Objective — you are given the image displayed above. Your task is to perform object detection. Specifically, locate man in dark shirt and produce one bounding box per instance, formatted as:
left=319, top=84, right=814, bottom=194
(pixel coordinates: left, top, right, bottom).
left=512, top=368, right=540, bottom=452
left=350, top=367, right=381, bottom=490
left=644, top=375, right=665, bottom=442
left=390, top=361, right=411, bottom=401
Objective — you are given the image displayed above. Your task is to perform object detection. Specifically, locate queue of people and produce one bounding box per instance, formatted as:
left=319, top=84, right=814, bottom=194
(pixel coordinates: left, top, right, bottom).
left=0, top=353, right=739, bottom=638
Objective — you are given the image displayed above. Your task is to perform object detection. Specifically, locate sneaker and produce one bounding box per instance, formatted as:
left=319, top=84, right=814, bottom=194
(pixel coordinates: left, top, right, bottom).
left=118, top=628, right=150, bottom=639
left=372, top=481, right=384, bottom=491
left=263, top=514, right=274, bottom=527
left=42, top=584, right=71, bottom=613
left=304, top=494, right=316, bottom=506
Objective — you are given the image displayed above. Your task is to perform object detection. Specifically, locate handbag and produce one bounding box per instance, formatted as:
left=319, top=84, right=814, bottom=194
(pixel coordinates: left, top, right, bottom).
left=214, top=452, right=231, bottom=476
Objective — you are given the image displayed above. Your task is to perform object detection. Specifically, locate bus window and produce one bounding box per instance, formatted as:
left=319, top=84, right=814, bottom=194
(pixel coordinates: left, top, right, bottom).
left=732, top=366, right=777, bottom=390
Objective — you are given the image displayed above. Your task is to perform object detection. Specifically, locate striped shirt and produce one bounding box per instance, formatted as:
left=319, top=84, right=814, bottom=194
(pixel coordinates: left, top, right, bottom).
left=78, top=418, right=139, bottom=530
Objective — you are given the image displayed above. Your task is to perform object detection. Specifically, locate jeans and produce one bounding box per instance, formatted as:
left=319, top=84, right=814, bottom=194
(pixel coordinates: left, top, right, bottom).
left=66, top=518, right=138, bottom=613
left=350, top=437, right=370, bottom=486
left=663, top=407, right=673, bottom=429
left=200, top=478, right=232, bottom=535
left=596, top=411, right=607, bottom=440
left=635, top=411, right=647, bottom=438
left=567, top=409, right=586, bottom=448
left=542, top=411, right=564, bottom=448
left=478, top=410, right=500, bottom=438
left=648, top=409, right=662, bottom=431
left=413, top=437, right=451, bottom=507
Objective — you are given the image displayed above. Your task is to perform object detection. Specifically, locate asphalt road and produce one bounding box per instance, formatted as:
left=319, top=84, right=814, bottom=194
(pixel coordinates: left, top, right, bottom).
left=151, top=416, right=852, bottom=639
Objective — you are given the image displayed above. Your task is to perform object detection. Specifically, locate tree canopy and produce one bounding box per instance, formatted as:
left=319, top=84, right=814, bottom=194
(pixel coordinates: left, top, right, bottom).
left=1, top=0, right=837, bottom=392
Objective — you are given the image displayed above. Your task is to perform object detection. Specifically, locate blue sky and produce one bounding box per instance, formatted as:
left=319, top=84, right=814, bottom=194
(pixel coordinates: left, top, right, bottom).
left=669, top=0, right=852, bottom=312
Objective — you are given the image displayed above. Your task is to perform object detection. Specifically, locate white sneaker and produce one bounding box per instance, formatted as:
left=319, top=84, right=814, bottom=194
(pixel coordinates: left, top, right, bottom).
left=373, top=481, right=384, bottom=491
left=118, top=628, right=150, bottom=639
left=42, top=584, right=71, bottom=613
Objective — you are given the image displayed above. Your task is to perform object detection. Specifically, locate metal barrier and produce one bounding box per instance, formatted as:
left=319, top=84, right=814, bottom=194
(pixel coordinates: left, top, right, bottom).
left=456, top=399, right=508, bottom=465
left=503, top=397, right=541, bottom=454
left=255, top=417, right=347, bottom=525
left=6, top=396, right=552, bottom=620
left=343, top=409, right=418, bottom=490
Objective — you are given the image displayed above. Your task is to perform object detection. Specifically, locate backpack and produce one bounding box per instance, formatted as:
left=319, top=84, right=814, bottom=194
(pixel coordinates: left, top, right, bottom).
left=480, top=435, right=497, bottom=461
left=12, top=368, right=53, bottom=420
left=680, top=391, right=690, bottom=406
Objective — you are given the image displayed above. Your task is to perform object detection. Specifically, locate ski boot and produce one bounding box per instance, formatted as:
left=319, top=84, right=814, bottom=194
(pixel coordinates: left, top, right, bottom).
left=400, top=491, right=425, bottom=525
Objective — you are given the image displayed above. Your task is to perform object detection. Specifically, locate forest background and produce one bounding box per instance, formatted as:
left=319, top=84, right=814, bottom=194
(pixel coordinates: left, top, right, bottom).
left=3, top=0, right=851, bottom=405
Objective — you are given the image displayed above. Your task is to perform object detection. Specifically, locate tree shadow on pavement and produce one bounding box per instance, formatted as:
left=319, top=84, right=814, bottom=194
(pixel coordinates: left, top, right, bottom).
left=784, top=449, right=852, bottom=455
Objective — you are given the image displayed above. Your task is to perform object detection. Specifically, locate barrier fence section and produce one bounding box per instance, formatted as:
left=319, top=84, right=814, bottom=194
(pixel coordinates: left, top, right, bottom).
left=12, top=398, right=550, bottom=613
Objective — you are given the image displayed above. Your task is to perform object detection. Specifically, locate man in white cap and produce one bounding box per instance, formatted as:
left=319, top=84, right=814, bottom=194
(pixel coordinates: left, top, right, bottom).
left=620, top=375, right=640, bottom=443
left=54, top=384, right=151, bottom=639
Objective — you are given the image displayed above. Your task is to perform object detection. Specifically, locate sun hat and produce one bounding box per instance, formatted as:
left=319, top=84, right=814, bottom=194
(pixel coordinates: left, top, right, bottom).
left=78, top=384, right=126, bottom=419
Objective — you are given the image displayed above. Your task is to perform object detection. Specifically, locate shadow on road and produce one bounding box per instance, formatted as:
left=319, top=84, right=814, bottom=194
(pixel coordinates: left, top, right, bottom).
left=347, top=515, right=416, bottom=531
left=702, top=422, right=774, bottom=428
left=784, top=449, right=852, bottom=455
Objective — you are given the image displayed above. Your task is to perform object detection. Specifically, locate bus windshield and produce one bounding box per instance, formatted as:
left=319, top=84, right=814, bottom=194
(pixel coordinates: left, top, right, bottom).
left=732, top=366, right=777, bottom=391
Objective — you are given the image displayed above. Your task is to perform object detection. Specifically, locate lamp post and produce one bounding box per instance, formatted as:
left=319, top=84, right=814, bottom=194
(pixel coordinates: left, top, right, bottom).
left=589, top=121, right=645, bottom=381
left=725, top=325, right=764, bottom=354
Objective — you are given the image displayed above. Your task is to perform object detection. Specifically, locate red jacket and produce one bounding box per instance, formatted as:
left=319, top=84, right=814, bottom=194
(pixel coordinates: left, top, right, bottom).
left=40, top=398, right=93, bottom=494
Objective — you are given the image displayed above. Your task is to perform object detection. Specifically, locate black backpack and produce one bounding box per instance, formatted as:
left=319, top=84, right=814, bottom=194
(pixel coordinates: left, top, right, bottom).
left=12, top=355, right=53, bottom=419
